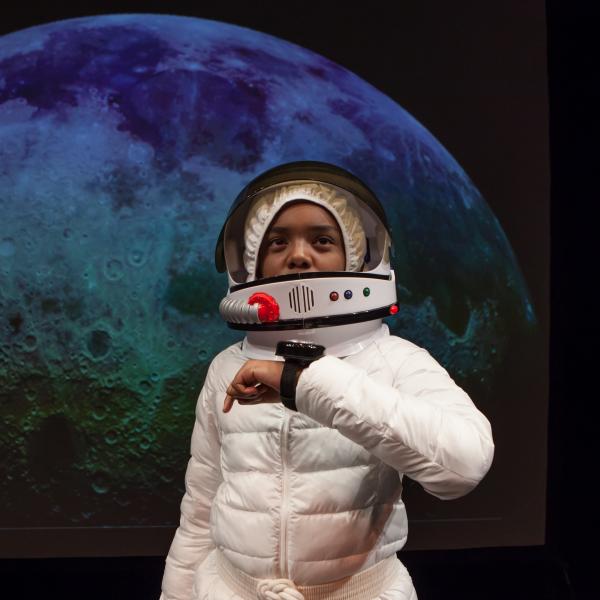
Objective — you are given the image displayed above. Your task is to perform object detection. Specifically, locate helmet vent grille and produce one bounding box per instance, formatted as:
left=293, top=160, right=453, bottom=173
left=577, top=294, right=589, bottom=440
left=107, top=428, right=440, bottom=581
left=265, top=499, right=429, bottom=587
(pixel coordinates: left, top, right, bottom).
left=289, top=285, right=315, bottom=314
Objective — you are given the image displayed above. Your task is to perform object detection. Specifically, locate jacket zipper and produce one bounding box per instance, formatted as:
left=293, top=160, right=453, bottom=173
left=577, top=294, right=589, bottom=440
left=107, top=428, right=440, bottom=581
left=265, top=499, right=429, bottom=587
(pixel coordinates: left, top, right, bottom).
left=279, top=411, right=290, bottom=578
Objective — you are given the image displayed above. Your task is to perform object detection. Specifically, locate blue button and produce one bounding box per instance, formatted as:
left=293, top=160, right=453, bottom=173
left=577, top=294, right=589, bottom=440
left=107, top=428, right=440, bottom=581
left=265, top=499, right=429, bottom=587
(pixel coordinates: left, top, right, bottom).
left=344, top=290, right=352, bottom=299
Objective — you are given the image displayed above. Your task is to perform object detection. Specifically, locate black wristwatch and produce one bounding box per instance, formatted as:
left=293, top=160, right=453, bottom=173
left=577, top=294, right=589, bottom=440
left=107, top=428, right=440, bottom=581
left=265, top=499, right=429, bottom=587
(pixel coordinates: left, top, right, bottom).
left=275, top=341, right=325, bottom=411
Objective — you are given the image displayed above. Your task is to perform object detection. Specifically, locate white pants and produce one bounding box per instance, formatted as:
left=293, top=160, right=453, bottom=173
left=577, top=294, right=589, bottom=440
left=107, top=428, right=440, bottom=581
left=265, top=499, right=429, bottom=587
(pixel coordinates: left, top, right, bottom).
left=193, top=550, right=418, bottom=600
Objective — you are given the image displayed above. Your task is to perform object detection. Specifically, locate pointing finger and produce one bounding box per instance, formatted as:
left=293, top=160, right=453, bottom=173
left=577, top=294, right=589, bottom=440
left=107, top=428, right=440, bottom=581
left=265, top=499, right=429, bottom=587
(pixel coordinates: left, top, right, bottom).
left=223, top=395, right=234, bottom=413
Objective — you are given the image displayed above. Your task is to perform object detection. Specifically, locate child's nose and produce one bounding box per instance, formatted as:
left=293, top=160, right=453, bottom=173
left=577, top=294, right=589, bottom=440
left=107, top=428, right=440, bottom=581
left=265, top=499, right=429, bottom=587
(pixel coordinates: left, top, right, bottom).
left=287, top=239, right=312, bottom=270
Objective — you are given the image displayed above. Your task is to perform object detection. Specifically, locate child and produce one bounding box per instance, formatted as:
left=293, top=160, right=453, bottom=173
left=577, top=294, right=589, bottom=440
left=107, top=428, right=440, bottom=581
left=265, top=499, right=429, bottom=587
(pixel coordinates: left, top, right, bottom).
left=160, top=161, right=494, bottom=600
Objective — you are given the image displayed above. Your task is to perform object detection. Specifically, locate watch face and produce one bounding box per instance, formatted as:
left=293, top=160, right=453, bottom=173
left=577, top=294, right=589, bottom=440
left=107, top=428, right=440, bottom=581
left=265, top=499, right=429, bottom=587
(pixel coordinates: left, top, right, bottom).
left=276, top=340, right=325, bottom=360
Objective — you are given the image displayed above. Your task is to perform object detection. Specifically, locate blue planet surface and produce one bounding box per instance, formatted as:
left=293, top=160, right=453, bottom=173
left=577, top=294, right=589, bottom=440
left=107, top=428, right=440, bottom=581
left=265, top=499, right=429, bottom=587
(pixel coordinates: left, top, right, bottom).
left=0, top=14, right=536, bottom=526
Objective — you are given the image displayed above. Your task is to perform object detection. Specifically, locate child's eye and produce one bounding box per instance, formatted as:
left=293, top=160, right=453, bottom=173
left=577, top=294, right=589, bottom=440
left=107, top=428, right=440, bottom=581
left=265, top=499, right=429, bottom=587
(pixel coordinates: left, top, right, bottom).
left=268, top=237, right=287, bottom=247
left=315, top=236, right=334, bottom=246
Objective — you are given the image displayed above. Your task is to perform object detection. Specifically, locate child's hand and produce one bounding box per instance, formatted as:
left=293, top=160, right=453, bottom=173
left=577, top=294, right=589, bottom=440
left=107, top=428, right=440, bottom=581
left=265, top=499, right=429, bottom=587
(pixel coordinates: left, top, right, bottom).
left=223, top=360, right=285, bottom=413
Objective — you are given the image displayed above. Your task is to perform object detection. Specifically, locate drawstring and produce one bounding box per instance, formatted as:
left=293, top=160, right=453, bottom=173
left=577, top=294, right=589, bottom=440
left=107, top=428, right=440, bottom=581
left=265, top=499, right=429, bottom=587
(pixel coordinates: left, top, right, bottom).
left=215, top=549, right=403, bottom=599
left=257, top=578, right=304, bottom=600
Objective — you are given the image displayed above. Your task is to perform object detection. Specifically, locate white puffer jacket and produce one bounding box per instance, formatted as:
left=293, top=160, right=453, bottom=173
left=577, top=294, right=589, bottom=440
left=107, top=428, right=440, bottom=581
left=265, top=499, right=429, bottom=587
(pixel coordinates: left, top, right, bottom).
left=160, top=326, right=494, bottom=599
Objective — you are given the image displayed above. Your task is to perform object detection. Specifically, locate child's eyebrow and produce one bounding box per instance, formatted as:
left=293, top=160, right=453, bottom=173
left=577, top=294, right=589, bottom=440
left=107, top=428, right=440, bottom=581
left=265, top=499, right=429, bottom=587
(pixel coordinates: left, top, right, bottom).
left=269, top=224, right=340, bottom=235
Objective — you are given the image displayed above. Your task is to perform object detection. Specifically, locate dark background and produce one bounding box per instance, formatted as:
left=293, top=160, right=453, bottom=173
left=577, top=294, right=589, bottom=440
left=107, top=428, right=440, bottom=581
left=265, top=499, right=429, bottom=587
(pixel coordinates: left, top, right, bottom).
left=0, top=0, right=594, bottom=598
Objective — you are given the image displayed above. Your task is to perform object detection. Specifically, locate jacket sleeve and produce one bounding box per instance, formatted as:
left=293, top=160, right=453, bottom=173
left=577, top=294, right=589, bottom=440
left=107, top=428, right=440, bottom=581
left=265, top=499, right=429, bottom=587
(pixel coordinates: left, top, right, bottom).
left=160, top=375, right=222, bottom=600
left=294, top=345, right=494, bottom=500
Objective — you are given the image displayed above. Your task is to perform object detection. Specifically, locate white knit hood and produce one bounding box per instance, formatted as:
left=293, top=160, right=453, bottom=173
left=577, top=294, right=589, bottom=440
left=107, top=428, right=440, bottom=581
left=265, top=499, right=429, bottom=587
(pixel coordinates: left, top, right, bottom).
left=243, top=182, right=367, bottom=282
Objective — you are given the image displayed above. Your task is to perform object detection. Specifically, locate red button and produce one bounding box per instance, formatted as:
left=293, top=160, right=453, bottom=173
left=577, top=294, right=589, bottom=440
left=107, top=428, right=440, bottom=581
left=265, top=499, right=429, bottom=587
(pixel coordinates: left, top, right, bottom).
left=330, top=291, right=339, bottom=301
left=389, top=304, right=399, bottom=315
left=248, top=292, right=280, bottom=322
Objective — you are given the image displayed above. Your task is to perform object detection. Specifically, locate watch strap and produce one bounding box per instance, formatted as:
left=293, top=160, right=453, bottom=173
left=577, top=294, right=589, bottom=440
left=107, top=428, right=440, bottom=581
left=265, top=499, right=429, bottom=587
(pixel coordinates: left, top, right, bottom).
left=280, top=360, right=304, bottom=412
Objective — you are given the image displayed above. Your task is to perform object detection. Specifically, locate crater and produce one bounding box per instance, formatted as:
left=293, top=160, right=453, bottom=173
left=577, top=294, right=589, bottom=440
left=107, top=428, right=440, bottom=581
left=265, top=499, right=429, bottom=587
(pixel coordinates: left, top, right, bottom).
left=86, top=329, right=112, bottom=359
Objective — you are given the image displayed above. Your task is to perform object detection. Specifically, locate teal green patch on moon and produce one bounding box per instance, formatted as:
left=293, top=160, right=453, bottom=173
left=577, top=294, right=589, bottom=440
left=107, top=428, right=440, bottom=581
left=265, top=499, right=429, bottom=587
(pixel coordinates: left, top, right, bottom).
left=0, top=14, right=536, bottom=526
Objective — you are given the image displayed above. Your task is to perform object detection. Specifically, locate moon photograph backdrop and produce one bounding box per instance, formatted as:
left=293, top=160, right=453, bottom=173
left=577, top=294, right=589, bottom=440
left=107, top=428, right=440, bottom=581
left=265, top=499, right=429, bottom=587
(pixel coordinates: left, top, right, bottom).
left=0, top=14, right=537, bottom=532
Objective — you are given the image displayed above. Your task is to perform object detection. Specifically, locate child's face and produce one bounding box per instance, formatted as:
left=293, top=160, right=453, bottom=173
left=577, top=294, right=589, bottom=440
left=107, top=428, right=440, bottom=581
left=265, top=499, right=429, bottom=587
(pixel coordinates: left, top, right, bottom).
left=257, top=201, right=346, bottom=278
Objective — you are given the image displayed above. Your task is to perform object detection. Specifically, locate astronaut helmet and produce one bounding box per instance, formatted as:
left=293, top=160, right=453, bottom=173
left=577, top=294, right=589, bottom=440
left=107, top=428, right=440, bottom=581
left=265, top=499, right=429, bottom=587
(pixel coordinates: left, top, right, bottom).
left=214, top=161, right=398, bottom=356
